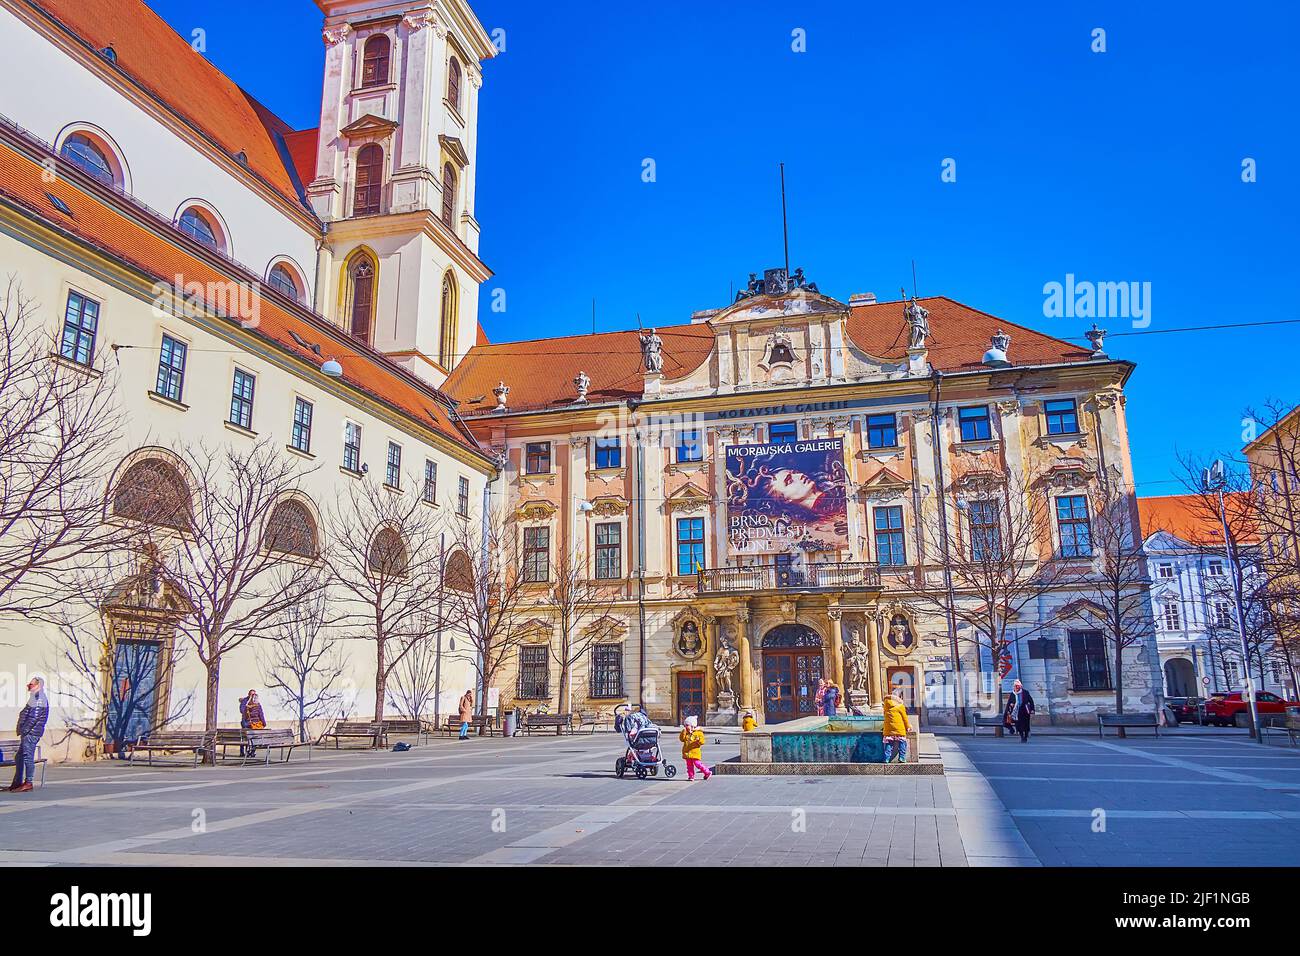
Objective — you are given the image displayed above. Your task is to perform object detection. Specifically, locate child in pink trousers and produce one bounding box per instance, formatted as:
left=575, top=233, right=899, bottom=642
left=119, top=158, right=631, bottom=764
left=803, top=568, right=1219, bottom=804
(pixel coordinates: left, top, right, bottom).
left=679, top=715, right=711, bottom=780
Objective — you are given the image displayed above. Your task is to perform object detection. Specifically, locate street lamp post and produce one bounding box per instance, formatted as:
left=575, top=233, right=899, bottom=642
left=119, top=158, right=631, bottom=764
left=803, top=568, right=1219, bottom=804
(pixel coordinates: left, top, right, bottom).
left=1204, top=460, right=1263, bottom=743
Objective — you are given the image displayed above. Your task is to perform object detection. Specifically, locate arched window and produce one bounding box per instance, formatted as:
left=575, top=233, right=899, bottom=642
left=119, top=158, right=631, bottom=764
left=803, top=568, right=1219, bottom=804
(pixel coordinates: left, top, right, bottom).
left=348, top=254, right=376, bottom=344
left=439, top=271, right=457, bottom=369
left=360, top=34, right=391, bottom=88
left=447, top=57, right=462, bottom=112
left=178, top=207, right=219, bottom=250
left=265, top=499, right=319, bottom=558
left=368, top=527, right=408, bottom=576
left=441, top=162, right=456, bottom=228
left=354, top=144, right=384, bottom=216
left=60, top=133, right=115, bottom=186
left=445, top=550, right=474, bottom=593
left=268, top=263, right=301, bottom=302
left=113, top=458, right=191, bottom=530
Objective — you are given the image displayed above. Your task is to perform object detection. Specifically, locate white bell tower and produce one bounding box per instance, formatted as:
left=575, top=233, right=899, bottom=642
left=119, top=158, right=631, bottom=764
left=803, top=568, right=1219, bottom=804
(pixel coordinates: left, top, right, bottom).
left=308, top=0, right=496, bottom=385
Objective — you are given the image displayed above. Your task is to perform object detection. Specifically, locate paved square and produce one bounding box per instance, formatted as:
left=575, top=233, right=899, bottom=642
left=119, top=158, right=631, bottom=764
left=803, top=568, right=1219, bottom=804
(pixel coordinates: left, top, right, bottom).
left=2, top=730, right=1296, bottom=866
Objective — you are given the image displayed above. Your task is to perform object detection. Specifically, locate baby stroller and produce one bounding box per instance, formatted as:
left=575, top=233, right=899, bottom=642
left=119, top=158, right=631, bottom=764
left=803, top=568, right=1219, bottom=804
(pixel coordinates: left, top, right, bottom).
left=613, top=705, right=676, bottom=780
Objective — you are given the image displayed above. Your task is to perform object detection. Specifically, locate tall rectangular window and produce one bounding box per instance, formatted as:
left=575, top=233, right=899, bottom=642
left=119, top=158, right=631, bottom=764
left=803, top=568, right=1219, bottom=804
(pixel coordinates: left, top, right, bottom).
left=677, top=429, right=703, bottom=463
left=1056, top=495, right=1092, bottom=557
left=595, top=523, right=622, bottom=579
left=1162, top=600, right=1183, bottom=630
left=385, top=441, right=402, bottom=488
left=525, top=441, right=551, bottom=475
left=1206, top=559, right=1225, bottom=577
left=523, top=526, right=550, bottom=582
left=457, top=476, right=470, bottom=516
left=676, top=517, right=705, bottom=576
left=60, top=291, right=99, bottom=366
left=1157, top=562, right=1174, bottom=579
left=229, top=369, right=255, bottom=430
left=343, top=422, right=362, bottom=473
left=155, top=334, right=187, bottom=402
left=1044, top=398, right=1079, bottom=435
left=958, top=405, right=991, bottom=442
left=866, top=413, right=897, bottom=449
left=1069, top=630, right=1111, bottom=691
left=768, top=421, right=798, bottom=442
left=423, top=459, right=437, bottom=504
left=1212, top=600, right=1232, bottom=629
left=594, top=436, right=622, bottom=469
left=517, top=646, right=549, bottom=699
left=969, top=499, right=1001, bottom=561
left=290, top=397, right=313, bottom=453
left=874, top=506, right=906, bottom=566
left=590, top=645, right=623, bottom=698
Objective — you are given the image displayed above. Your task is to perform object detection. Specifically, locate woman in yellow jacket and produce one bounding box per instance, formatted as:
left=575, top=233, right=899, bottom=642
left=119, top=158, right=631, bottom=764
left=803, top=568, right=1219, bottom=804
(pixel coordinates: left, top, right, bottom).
left=679, top=715, right=712, bottom=780
left=881, top=691, right=910, bottom=763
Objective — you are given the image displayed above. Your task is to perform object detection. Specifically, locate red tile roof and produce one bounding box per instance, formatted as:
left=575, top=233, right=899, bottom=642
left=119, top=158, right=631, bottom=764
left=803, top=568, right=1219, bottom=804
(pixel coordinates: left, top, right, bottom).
left=443, top=324, right=715, bottom=415
left=848, top=296, right=1095, bottom=370
left=1138, top=494, right=1260, bottom=546
left=25, top=0, right=310, bottom=210
left=445, top=295, right=1101, bottom=415
left=0, top=135, right=485, bottom=461
left=282, top=128, right=320, bottom=192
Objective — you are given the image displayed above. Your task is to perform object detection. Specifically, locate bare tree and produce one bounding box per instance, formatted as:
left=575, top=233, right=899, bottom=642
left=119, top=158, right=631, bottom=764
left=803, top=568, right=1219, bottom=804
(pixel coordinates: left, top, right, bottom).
left=914, top=470, right=1073, bottom=718
left=143, top=440, right=324, bottom=754
left=256, top=576, right=348, bottom=742
left=437, top=512, right=536, bottom=729
left=324, top=479, right=444, bottom=723
left=540, top=546, right=622, bottom=714
left=1053, top=486, right=1155, bottom=717
left=0, top=278, right=135, bottom=621
left=387, top=616, right=440, bottom=726
left=43, top=546, right=193, bottom=759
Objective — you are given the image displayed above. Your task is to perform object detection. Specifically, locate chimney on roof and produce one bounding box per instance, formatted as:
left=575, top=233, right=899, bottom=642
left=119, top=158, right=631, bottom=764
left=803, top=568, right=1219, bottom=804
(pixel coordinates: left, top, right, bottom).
left=849, top=292, right=876, bottom=307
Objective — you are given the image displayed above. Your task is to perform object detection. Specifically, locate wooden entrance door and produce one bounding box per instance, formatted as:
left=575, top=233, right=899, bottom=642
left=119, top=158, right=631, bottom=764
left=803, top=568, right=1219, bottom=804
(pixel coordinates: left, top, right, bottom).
left=887, top=666, right=917, bottom=711
left=762, top=650, right=824, bottom=723
left=676, top=671, right=704, bottom=726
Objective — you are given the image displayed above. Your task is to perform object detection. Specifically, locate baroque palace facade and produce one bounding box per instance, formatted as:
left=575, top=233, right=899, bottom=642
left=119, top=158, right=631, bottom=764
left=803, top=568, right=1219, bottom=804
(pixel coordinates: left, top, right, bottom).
left=443, top=276, right=1163, bottom=726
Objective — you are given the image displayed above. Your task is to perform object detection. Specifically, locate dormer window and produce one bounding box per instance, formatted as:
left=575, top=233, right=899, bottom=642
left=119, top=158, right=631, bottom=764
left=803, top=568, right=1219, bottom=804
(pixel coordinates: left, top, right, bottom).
left=354, top=144, right=384, bottom=215
left=360, top=34, right=391, bottom=88
left=447, top=57, right=462, bottom=113
left=178, top=206, right=222, bottom=251
left=60, top=133, right=115, bottom=186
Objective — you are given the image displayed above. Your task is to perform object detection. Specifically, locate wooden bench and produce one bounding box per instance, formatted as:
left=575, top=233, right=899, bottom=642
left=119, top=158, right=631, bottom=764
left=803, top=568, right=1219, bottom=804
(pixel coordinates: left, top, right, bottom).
left=1098, top=712, right=1160, bottom=738
left=216, top=728, right=313, bottom=765
left=441, top=715, right=497, bottom=737
left=970, top=714, right=1006, bottom=736
left=574, top=711, right=604, bottom=734
left=382, top=719, right=431, bottom=746
left=1260, top=714, right=1300, bottom=747
left=521, top=713, right=572, bottom=736
left=319, top=721, right=386, bottom=749
left=0, top=737, right=47, bottom=787
left=129, top=731, right=212, bottom=766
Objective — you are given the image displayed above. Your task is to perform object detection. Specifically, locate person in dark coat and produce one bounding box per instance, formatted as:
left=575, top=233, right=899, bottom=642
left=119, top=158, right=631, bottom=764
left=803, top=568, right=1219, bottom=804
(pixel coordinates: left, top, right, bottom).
left=239, top=690, right=266, bottom=759
left=1002, top=679, right=1035, bottom=742
left=7, top=676, right=48, bottom=792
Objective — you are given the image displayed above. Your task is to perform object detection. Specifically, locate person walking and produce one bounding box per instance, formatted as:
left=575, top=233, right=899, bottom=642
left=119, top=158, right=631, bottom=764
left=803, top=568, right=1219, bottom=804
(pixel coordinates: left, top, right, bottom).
left=457, top=689, right=474, bottom=740
left=881, top=690, right=910, bottom=763
left=7, top=676, right=48, bottom=792
left=679, top=715, right=711, bottom=781
left=1003, top=679, right=1035, bottom=742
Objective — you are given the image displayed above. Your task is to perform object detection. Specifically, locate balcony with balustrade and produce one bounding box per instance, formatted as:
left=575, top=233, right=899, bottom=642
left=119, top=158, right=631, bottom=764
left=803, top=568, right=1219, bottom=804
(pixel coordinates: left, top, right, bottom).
left=695, top=561, right=881, bottom=597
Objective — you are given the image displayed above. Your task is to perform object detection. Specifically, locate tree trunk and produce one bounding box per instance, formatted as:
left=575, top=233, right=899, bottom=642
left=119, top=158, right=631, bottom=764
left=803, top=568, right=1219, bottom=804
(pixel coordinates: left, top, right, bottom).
left=558, top=663, right=571, bottom=717
left=204, top=655, right=221, bottom=765
left=374, top=637, right=387, bottom=724
left=1113, top=641, right=1126, bottom=738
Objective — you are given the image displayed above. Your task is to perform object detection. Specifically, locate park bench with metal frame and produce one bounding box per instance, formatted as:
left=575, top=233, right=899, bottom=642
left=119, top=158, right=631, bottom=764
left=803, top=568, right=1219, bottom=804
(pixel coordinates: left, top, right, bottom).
left=970, top=714, right=1006, bottom=736
left=128, top=731, right=213, bottom=766
left=521, top=713, right=572, bottom=736
left=319, top=721, right=386, bottom=749
left=441, top=715, right=497, bottom=737
left=0, top=737, right=47, bottom=786
left=216, top=728, right=313, bottom=765
left=1097, top=712, right=1160, bottom=737
left=1260, top=713, right=1300, bottom=747
left=382, top=718, right=431, bottom=746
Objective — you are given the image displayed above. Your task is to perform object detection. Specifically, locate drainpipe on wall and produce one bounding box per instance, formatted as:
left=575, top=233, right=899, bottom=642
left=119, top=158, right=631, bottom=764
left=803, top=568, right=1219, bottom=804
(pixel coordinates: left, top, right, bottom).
left=930, top=370, right=967, bottom=725
left=634, top=418, right=647, bottom=711
left=479, top=472, right=494, bottom=714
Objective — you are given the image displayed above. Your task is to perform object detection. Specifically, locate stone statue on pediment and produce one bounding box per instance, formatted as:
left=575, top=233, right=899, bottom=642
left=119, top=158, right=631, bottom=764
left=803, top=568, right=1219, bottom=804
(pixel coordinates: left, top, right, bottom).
left=639, top=328, right=663, bottom=373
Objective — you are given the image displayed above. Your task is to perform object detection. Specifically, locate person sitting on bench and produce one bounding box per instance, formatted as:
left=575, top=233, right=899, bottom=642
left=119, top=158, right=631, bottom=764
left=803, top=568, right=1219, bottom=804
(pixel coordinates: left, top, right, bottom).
left=240, top=689, right=267, bottom=759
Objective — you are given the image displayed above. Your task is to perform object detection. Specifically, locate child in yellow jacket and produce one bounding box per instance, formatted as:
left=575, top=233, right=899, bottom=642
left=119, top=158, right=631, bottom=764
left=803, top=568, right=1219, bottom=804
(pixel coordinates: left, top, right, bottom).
left=881, top=692, right=910, bottom=763
left=741, top=711, right=757, bottom=732
left=679, top=715, right=711, bottom=780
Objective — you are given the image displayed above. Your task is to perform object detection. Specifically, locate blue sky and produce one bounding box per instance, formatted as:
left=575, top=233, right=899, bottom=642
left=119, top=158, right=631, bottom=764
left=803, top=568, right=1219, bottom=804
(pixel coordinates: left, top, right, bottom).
left=149, top=0, right=1299, bottom=491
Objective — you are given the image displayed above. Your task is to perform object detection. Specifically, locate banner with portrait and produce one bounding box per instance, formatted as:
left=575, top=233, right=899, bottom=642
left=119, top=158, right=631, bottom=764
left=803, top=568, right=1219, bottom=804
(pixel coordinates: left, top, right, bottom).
left=724, top=438, right=849, bottom=555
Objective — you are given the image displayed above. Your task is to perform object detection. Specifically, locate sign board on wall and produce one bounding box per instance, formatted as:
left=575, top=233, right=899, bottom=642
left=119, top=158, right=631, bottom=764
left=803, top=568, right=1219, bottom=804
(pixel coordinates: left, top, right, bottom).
left=724, top=438, right=849, bottom=555
left=978, top=636, right=1020, bottom=694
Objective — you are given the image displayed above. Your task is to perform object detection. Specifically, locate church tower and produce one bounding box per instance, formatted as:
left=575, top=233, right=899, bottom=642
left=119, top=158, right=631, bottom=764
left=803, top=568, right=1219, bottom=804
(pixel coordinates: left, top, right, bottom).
left=308, top=0, right=495, bottom=385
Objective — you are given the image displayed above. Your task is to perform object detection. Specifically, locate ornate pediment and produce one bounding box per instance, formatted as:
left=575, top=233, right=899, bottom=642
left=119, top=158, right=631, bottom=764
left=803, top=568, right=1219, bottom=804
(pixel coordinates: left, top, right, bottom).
left=1036, top=461, right=1096, bottom=493
left=516, top=500, right=558, bottom=522
left=340, top=113, right=399, bottom=140
left=589, top=495, right=629, bottom=517
left=583, top=614, right=627, bottom=643
left=516, top=617, right=554, bottom=642
left=858, top=467, right=912, bottom=501
left=952, top=468, right=1006, bottom=499
left=665, top=481, right=711, bottom=514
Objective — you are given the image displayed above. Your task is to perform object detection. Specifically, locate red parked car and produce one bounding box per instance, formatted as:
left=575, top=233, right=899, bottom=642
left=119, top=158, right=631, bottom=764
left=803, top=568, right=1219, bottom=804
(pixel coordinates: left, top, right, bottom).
left=1204, top=691, right=1298, bottom=727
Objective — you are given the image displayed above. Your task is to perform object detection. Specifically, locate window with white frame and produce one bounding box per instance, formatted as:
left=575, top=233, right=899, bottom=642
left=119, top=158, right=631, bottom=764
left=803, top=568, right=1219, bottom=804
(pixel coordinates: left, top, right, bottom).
left=1161, top=600, right=1182, bottom=630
